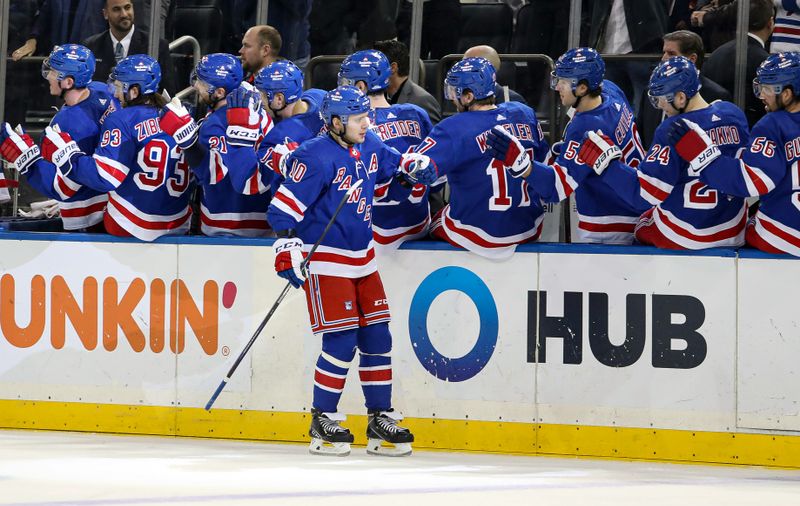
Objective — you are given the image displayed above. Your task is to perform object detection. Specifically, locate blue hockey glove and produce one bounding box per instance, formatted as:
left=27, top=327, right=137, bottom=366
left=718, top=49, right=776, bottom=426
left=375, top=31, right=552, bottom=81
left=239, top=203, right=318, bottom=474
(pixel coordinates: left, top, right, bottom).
left=398, top=153, right=437, bottom=185
left=486, top=125, right=531, bottom=178
left=274, top=237, right=307, bottom=288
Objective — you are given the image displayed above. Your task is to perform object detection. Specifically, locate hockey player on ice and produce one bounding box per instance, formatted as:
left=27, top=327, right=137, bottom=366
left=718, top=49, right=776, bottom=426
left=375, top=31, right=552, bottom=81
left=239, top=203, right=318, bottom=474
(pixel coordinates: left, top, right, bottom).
left=266, top=86, right=438, bottom=456
left=578, top=56, right=750, bottom=250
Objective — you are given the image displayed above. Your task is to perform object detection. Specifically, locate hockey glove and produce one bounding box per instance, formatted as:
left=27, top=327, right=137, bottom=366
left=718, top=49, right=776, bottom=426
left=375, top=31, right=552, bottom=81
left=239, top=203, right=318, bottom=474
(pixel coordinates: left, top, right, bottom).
left=577, top=130, right=621, bottom=175
left=486, top=125, right=531, bottom=178
left=545, top=140, right=564, bottom=165
left=160, top=97, right=199, bottom=149
left=0, top=123, right=41, bottom=174
left=226, top=86, right=262, bottom=147
left=41, top=126, right=82, bottom=173
left=274, top=237, right=307, bottom=288
left=267, top=138, right=300, bottom=178
left=398, top=153, right=438, bottom=185
left=668, top=118, right=720, bottom=175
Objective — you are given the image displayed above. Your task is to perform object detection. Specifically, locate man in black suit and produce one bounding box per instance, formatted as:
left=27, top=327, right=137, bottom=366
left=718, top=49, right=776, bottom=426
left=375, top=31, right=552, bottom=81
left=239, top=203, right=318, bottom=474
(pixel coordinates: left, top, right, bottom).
left=82, top=0, right=175, bottom=95
left=702, top=0, right=774, bottom=127
left=638, top=30, right=732, bottom=148
left=374, top=39, right=442, bottom=124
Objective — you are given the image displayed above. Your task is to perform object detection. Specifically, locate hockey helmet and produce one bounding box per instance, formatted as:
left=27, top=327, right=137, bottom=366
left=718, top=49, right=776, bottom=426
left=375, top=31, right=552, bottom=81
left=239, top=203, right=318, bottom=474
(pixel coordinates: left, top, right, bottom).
left=109, top=54, right=161, bottom=95
left=338, top=50, right=391, bottom=92
left=647, top=56, right=701, bottom=108
left=551, top=47, right=605, bottom=92
left=42, top=44, right=96, bottom=88
left=444, top=57, right=496, bottom=101
left=255, top=60, right=304, bottom=104
left=753, top=52, right=800, bottom=98
left=321, top=85, right=370, bottom=125
left=191, top=53, right=243, bottom=95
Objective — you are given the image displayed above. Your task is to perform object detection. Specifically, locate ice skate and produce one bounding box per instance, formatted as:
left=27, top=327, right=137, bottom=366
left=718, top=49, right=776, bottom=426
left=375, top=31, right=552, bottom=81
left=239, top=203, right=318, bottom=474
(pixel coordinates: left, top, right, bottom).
left=366, top=409, right=414, bottom=457
left=308, top=409, right=354, bottom=457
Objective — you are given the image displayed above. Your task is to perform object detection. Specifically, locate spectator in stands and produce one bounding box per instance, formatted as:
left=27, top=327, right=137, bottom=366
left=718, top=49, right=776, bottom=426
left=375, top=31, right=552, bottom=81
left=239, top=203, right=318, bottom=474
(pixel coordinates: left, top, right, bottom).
left=585, top=0, right=670, bottom=114
left=11, top=0, right=107, bottom=60
left=374, top=39, right=442, bottom=123
left=5, top=0, right=39, bottom=127
left=229, top=0, right=312, bottom=69
left=82, top=0, right=175, bottom=94
left=396, top=0, right=460, bottom=59
left=772, top=0, right=800, bottom=53
left=702, top=0, right=774, bottom=126
left=691, top=0, right=738, bottom=51
left=239, top=25, right=282, bottom=82
left=464, top=45, right=527, bottom=105
left=638, top=30, right=731, bottom=147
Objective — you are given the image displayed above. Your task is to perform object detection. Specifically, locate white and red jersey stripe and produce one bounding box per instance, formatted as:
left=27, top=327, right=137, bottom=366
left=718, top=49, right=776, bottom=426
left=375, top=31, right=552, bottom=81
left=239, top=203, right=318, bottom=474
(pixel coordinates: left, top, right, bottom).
left=738, top=160, right=776, bottom=197
left=748, top=211, right=800, bottom=257
left=305, top=242, right=378, bottom=278
left=0, top=173, right=12, bottom=203
left=58, top=194, right=108, bottom=230
left=575, top=213, right=638, bottom=244
left=199, top=203, right=269, bottom=237
left=92, top=153, right=131, bottom=188
left=551, top=162, right=578, bottom=201
left=639, top=171, right=674, bottom=206
left=644, top=205, right=747, bottom=249
left=105, top=192, right=191, bottom=241
left=432, top=205, right=543, bottom=260
left=373, top=217, right=429, bottom=250
left=271, top=186, right=306, bottom=222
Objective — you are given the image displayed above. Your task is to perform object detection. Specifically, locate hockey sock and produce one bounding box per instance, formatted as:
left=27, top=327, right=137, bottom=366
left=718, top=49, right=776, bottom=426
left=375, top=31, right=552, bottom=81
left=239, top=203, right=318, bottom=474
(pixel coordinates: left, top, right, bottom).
left=357, top=323, right=393, bottom=411
left=312, top=329, right=357, bottom=413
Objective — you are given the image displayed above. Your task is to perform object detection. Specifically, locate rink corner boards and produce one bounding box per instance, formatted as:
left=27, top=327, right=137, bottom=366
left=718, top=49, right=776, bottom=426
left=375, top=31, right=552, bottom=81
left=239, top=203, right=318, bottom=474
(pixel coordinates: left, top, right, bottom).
left=1, top=400, right=799, bottom=469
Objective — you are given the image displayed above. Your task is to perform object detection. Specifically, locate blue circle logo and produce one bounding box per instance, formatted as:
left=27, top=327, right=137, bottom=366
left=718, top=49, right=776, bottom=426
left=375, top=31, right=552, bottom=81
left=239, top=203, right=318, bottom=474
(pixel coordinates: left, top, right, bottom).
left=408, top=267, right=498, bottom=381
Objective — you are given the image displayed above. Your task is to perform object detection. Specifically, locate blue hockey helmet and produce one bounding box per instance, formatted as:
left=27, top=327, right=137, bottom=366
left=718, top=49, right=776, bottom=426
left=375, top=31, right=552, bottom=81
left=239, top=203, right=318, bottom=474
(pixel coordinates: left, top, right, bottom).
left=191, top=53, right=243, bottom=95
left=109, top=54, right=161, bottom=95
left=753, top=52, right=800, bottom=98
left=254, top=60, right=304, bottom=104
left=647, top=56, right=701, bottom=108
left=444, top=57, right=496, bottom=101
left=338, top=50, right=391, bottom=92
left=42, top=44, right=96, bottom=88
left=320, top=85, right=370, bottom=125
left=552, top=47, right=605, bottom=92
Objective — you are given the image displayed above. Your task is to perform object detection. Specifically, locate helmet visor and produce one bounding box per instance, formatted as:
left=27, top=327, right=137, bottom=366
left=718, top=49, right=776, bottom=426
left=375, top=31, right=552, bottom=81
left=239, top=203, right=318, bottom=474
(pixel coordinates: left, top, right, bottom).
left=338, top=75, right=358, bottom=87
left=752, top=78, right=784, bottom=98
left=41, top=58, right=53, bottom=80
left=647, top=90, right=674, bottom=109
left=444, top=81, right=458, bottom=101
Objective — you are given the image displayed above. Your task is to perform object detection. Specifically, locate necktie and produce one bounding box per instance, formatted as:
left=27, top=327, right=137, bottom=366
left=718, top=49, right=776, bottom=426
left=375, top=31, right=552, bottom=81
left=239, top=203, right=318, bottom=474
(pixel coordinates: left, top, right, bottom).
left=114, top=42, right=124, bottom=62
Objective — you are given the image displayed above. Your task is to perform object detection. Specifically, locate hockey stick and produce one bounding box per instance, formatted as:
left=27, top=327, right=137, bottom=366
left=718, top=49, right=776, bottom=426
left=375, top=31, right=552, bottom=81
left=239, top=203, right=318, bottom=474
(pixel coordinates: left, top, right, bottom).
left=205, top=178, right=363, bottom=411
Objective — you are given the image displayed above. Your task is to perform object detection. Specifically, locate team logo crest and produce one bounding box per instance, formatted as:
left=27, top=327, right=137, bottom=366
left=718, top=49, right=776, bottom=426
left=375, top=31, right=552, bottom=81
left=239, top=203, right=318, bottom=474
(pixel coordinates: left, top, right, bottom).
left=344, top=301, right=353, bottom=310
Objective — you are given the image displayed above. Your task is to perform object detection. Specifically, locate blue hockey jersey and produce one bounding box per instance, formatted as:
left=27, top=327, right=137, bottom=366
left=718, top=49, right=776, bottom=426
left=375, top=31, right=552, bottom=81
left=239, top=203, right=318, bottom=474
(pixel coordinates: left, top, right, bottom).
left=60, top=105, right=193, bottom=241
left=527, top=82, right=646, bottom=244
left=267, top=131, right=403, bottom=278
left=414, top=101, right=549, bottom=259
left=28, top=81, right=118, bottom=229
left=192, top=106, right=272, bottom=237
left=602, top=101, right=750, bottom=249
left=228, top=91, right=324, bottom=196
left=699, top=109, right=800, bottom=256
left=370, top=103, right=433, bottom=247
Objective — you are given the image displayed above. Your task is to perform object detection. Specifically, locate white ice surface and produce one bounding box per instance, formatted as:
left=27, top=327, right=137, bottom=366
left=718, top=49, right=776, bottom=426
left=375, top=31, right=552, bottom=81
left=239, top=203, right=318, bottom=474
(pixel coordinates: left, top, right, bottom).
left=1, top=430, right=799, bottom=506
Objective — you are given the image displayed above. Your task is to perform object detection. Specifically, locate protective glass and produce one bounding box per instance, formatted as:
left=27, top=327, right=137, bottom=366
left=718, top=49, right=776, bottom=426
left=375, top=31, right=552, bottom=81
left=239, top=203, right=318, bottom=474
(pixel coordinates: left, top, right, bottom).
left=752, top=78, right=784, bottom=98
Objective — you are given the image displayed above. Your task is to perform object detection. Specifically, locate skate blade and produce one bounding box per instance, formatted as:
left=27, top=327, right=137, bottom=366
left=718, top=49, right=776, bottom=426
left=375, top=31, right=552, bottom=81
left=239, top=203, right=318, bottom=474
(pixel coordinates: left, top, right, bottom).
left=366, top=438, right=412, bottom=457
left=309, top=438, right=351, bottom=457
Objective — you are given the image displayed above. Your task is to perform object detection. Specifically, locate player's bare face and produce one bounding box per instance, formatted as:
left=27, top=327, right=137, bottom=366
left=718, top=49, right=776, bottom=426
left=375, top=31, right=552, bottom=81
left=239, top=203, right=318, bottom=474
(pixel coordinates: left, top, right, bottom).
left=105, top=0, right=134, bottom=33
left=45, top=70, right=62, bottom=96
left=345, top=112, right=369, bottom=144
left=554, top=79, right=577, bottom=107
